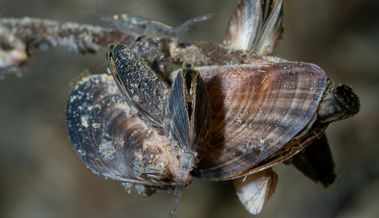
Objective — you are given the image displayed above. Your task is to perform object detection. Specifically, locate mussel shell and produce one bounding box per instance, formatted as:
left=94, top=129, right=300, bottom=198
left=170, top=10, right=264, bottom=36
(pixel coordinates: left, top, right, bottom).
left=224, top=0, right=283, bottom=55
left=291, top=133, right=336, bottom=187
left=193, top=62, right=327, bottom=180
left=164, top=66, right=210, bottom=151
left=66, top=74, right=181, bottom=187
left=107, top=44, right=170, bottom=130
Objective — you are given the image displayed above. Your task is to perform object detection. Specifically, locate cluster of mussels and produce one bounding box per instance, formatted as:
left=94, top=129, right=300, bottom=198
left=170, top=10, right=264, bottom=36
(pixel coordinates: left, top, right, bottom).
left=66, top=0, right=360, bottom=216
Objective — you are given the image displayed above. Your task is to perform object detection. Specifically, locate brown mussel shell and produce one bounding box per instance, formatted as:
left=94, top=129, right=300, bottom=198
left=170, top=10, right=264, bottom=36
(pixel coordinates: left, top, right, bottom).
left=193, top=62, right=327, bottom=180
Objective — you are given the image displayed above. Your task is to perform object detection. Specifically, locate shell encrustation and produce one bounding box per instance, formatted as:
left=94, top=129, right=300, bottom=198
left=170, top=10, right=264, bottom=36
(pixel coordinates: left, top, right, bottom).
left=106, top=44, right=170, bottom=130
left=194, top=62, right=327, bottom=180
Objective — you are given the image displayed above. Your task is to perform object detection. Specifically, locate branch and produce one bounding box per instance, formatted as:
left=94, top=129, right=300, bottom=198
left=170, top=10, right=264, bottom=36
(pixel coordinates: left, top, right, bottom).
left=0, top=17, right=259, bottom=77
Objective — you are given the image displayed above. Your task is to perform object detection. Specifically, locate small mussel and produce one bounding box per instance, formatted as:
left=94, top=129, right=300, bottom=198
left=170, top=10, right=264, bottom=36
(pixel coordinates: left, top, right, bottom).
left=66, top=0, right=360, bottom=217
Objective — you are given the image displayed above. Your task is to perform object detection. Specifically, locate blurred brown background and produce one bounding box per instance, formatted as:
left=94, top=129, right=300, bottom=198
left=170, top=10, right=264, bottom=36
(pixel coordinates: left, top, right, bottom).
left=0, top=0, right=378, bottom=218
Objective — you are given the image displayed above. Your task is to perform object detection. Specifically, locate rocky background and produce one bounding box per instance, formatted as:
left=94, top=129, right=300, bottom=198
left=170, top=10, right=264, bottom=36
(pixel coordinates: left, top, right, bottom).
left=0, top=0, right=378, bottom=218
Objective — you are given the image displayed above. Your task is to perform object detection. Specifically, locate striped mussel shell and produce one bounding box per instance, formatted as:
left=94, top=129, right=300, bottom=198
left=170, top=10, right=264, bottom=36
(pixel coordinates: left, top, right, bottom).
left=194, top=61, right=327, bottom=180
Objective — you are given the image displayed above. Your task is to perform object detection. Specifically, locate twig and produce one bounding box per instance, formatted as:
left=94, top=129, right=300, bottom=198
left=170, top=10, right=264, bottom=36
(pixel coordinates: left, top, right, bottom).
left=0, top=17, right=260, bottom=76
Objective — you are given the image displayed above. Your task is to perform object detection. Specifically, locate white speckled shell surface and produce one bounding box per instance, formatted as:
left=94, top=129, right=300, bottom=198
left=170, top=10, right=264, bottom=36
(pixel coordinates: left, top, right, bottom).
left=66, top=74, right=181, bottom=187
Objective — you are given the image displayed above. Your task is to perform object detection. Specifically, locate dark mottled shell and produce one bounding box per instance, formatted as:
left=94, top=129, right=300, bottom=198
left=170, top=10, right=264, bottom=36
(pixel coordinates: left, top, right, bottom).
left=193, top=62, right=327, bottom=180
left=66, top=74, right=181, bottom=187
left=107, top=44, right=170, bottom=129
